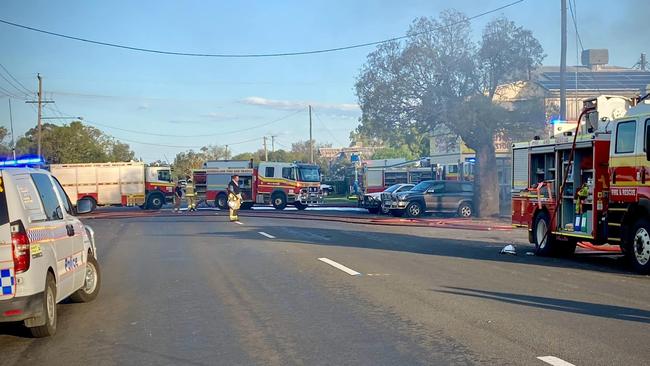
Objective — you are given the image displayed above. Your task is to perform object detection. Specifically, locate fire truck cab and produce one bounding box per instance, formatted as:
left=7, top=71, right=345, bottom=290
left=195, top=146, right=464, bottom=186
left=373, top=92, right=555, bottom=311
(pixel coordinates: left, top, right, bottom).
left=512, top=94, right=650, bottom=273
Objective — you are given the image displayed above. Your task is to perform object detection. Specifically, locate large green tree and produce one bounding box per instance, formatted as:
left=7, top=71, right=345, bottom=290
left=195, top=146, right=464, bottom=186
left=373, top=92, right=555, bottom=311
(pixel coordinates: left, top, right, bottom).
left=172, top=144, right=227, bottom=179
left=0, top=126, right=11, bottom=157
left=355, top=11, right=545, bottom=216
left=15, top=121, right=135, bottom=164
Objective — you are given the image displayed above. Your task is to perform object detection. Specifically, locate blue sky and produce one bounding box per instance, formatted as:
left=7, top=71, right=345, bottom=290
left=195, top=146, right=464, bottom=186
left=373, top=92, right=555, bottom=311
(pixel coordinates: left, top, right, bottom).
left=0, top=0, right=648, bottom=162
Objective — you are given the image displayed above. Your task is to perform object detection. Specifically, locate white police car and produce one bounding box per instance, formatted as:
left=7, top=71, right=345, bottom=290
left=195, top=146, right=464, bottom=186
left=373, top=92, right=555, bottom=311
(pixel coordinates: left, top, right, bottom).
left=0, top=158, right=100, bottom=337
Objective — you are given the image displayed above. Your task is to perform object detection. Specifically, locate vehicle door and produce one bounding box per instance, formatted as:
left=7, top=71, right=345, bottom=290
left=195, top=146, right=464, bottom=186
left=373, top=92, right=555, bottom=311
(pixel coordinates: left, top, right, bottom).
left=30, top=173, right=77, bottom=300
left=443, top=182, right=463, bottom=211
left=641, top=117, right=650, bottom=186
left=0, top=171, right=14, bottom=300
left=610, top=119, right=639, bottom=194
left=423, top=181, right=445, bottom=211
left=52, top=176, right=86, bottom=291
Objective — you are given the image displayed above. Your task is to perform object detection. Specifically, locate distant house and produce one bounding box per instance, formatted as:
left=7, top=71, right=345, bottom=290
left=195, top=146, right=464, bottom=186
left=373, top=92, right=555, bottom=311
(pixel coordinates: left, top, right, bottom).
left=494, top=49, right=650, bottom=122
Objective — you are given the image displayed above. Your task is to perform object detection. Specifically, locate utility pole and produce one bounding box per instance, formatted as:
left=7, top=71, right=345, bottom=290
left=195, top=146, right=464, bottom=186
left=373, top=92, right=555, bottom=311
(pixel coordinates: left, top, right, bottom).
left=263, top=136, right=268, bottom=162
left=559, top=0, right=567, bottom=121
left=8, top=99, right=15, bottom=160
left=271, top=135, right=276, bottom=154
left=225, top=145, right=229, bottom=160
left=309, top=105, right=313, bottom=163
left=25, top=73, right=54, bottom=158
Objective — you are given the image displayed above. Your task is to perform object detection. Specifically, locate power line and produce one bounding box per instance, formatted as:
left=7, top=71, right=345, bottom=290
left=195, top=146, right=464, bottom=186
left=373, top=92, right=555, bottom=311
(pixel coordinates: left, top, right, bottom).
left=568, top=0, right=584, bottom=51
left=0, top=62, right=33, bottom=95
left=46, top=118, right=264, bottom=148
left=83, top=109, right=302, bottom=137
left=312, top=108, right=345, bottom=146
left=0, top=0, right=524, bottom=58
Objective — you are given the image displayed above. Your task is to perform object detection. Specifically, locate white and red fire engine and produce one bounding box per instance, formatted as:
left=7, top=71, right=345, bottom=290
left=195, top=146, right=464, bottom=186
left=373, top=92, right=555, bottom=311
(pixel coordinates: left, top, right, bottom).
left=512, top=94, right=650, bottom=273
left=193, top=161, right=323, bottom=210
left=363, top=160, right=474, bottom=193
left=50, top=162, right=174, bottom=210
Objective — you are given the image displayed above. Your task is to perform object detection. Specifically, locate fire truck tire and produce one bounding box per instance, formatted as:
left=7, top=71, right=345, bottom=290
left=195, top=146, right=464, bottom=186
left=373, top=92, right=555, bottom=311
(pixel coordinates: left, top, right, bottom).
left=240, top=202, right=254, bottom=210
left=272, top=192, right=287, bottom=210
left=146, top=194, right=164, bottom=210
left=216, top=194, right=228, bottom=210
left=532, top=211, right=557, bottom=256
left=626, top=219, right=650, bottom=274
left=295, top=202, right=307, bottom=210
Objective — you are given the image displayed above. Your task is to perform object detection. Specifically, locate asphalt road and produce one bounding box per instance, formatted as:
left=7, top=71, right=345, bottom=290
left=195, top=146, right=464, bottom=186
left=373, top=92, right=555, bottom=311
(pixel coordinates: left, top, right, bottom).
left=1, top=210, right=649, bottom=366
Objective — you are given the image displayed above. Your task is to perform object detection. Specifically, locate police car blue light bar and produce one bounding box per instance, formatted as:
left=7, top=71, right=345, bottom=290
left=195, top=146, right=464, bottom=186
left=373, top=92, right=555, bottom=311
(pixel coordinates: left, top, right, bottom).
left=0, top=156, right=45, bottom=167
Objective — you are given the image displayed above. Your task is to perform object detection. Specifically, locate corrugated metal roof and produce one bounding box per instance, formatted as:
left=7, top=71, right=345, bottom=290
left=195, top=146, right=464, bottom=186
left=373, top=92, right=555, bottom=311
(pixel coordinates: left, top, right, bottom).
left=537, top=70, right=650, bottom=91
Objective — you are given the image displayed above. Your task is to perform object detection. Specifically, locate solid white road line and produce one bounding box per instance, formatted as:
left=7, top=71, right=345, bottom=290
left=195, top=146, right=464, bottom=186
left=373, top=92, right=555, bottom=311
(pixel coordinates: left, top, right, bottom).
left=318, top=258, right=361, bottom=276
left=537, top=356, right=576, bottom=366
left=258, top=231, right=275, bottom=239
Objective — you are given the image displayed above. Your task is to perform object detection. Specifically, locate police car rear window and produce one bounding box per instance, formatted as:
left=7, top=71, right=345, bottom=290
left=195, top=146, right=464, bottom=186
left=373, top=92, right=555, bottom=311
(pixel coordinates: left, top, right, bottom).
left=0, top=173, right=8, bottom=225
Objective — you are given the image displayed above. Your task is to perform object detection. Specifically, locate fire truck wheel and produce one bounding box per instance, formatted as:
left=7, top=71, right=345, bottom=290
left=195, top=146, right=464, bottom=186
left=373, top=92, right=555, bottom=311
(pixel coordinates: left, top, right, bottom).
left=532, top=211, right=556, bottom=256
left=216, top=194, right=228, bottom=210
left=147, top=194, right=164, bottom=210
left=405, top=202, right=423, bottom=218
left=627, top=219, right=650, bottom=274
left=272, top=192, right=287, bottom=210
left=295, top=202, right=307, bottom=210
left=240, top=202, right=254, bottom=210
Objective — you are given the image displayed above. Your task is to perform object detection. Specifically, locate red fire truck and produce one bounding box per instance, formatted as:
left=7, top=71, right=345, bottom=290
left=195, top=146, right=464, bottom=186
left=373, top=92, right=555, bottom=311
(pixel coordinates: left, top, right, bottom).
left=512, top=94, right=650, bottom=273
left=193, top=161, right=323, bottom=210
left=363, top=160, right=474, bottom=193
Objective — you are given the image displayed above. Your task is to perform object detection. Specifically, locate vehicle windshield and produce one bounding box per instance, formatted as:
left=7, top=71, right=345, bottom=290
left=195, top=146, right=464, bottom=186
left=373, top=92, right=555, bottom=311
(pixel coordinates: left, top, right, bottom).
left=411, top=181, right=433, bottom=192
left=158, top=169, right=172, bottom=182
left=384, top=184, right=402, bottom=193
left=298, top=167, right=320, bottom=182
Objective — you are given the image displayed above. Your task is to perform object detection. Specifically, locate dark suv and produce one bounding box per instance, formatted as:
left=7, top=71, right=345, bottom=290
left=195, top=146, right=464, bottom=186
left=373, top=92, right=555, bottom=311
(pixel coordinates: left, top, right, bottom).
left=388, top=180, right=474, bottom=218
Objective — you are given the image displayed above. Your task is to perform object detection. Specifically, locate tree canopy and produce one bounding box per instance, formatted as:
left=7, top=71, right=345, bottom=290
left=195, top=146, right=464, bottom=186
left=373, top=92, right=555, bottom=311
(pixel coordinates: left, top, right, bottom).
left=14, top=121, right=135, bottom=164
left=354, top=11, right=545, bottom=216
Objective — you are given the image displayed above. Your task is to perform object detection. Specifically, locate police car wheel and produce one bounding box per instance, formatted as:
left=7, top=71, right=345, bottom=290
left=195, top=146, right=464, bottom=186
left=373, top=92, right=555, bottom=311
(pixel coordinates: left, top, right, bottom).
left=30, top=273, right=57, bottom=338
left=70, top=255, right=101, bottom=303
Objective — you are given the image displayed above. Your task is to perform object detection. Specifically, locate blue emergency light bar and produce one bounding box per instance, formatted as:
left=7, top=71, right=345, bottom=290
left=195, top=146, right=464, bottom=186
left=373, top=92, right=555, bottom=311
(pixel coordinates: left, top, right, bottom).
left=0, top=156, right=45, bottom=167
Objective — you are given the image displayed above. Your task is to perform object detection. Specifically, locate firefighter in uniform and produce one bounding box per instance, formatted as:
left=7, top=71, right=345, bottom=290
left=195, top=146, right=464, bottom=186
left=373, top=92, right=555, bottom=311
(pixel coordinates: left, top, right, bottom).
left=186, top=178, right=196, bottom=212
left=227, top=174, right=241, bottom=222
left=575, top=183, right=589, bottom=215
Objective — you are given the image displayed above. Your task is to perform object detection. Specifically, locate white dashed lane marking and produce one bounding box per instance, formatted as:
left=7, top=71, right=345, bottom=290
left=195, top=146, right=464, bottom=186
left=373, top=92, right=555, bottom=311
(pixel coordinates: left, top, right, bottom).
left=537, top=356, right=576, bottom=366
left=318, top=258, right=361, bottom=276
left=258, top=231, right=275, bottom=239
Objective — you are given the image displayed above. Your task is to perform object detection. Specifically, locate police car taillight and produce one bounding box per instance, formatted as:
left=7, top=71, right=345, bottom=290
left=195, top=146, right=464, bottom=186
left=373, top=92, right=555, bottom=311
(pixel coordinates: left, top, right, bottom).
left=10, top=220, right=30, bottom=273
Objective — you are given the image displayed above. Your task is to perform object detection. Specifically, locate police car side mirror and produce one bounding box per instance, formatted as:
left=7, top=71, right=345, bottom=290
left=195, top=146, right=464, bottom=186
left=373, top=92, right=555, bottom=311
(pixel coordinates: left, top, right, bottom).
left=76, top=198, right=94, bottom=214
left=55, top=206, right=64, bottom=220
